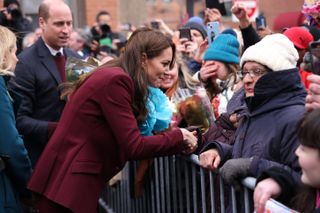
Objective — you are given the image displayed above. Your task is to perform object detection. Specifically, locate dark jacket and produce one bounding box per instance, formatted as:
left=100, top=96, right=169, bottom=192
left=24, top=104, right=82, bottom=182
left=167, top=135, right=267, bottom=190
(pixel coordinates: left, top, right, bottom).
left=28, top=67, right=185, bottom=213
left=0, top=76, right=32, bottom=212
left=8, top=37, right=80, bottom=166
left=0, top=13, right=33, bottom=53
left=199, top=88, right=246, bottom=152
left=202, top=68, right=306, bottom=181
left=240, top=24, right=260, bottom=51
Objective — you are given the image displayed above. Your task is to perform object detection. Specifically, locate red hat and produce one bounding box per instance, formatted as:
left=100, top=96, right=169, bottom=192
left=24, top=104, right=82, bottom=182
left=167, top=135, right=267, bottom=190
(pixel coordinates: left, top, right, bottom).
left=283, top=27, right=314, bottom=49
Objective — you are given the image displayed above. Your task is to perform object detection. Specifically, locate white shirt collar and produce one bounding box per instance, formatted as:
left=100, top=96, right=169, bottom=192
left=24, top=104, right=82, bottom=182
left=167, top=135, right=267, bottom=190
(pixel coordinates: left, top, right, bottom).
left=44, top=43, right=64, bottom=56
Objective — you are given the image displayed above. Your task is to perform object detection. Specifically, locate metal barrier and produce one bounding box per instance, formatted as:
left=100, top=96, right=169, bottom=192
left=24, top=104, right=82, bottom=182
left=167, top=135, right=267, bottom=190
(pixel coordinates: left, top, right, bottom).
left=99, top=154, right=257, bottom=213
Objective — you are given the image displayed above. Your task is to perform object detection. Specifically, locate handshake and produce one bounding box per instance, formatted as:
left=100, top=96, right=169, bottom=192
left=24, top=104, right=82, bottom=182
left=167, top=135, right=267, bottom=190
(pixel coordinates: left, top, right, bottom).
left=180, top=128, right=201, bottom=155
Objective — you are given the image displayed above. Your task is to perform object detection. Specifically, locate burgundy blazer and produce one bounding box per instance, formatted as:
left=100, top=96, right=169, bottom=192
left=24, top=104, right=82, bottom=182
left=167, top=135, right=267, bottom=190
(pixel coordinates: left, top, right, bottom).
left=28, top=67, right=184, bottom=213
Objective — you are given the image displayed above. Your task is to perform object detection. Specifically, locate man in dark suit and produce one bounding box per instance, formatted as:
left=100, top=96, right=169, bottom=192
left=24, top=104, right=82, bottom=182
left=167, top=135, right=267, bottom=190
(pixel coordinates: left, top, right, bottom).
left=8, top=0, right=79, bottom=167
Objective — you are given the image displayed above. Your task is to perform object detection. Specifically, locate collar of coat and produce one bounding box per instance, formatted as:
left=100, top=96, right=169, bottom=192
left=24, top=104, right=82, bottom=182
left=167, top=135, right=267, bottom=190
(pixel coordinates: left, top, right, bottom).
left=245, top=68, right=306, bottom=114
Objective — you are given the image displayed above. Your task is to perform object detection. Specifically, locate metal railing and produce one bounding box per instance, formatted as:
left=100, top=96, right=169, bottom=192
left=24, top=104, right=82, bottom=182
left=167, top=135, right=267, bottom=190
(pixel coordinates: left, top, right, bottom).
left=99, top=154, right=257, bottom=213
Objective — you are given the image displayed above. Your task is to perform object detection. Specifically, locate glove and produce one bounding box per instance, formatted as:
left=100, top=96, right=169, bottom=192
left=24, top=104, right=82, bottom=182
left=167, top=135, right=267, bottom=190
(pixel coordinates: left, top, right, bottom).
left=219, top=158, right=252, bottom=189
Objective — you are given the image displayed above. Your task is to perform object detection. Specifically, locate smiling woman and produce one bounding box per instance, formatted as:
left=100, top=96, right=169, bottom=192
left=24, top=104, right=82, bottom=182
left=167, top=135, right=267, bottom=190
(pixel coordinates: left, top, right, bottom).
left=144, top=47, right=173, bottom=88
left=27, top=28, right=198, bottom=213
left=254, top=109, right=320, bottom=213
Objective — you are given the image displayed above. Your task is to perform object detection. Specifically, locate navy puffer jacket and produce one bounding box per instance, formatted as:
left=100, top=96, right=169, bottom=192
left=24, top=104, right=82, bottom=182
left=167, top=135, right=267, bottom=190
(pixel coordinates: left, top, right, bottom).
left=202, top=68, right=306, bottom=182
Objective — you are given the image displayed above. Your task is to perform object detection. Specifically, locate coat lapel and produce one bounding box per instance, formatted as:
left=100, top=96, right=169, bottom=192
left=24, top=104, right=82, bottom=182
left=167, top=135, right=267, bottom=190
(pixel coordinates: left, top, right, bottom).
left=36, top=38, right=62, bottom=85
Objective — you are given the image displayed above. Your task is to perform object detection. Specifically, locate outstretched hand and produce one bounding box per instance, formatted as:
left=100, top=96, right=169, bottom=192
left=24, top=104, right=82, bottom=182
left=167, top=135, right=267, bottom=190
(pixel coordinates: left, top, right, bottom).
left=231, top=3, right=250, bottom=28
left=254, top=178, right=282, bottom=213
left=180, top=128, right=198, bottom=155
left=199, top=148, right=221, bottom=170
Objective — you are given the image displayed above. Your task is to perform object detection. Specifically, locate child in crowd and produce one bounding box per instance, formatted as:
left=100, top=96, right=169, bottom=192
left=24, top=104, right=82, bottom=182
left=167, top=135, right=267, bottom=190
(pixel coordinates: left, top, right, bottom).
left=254, top=109, right=320, bottom=213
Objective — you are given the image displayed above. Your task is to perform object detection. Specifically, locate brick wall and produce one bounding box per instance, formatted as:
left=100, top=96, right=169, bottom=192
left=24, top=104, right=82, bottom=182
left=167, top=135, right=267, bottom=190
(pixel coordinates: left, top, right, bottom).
left=84, top=0, right=118, bottom=30
left=146, top=0, right=184, bottom=29
left=259, top=0, right=304, bottom=30
left=83, top=0, right=305, bottom=32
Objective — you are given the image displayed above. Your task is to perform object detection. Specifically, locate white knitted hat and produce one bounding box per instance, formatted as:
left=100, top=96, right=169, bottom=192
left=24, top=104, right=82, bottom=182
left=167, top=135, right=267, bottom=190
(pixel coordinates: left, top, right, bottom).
left=240, top=34, right=299, bottom=71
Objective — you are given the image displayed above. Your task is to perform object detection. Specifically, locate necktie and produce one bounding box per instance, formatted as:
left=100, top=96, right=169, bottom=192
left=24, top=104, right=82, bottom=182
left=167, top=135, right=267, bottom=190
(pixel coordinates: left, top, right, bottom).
left=53, top=52, right=66, bottom=82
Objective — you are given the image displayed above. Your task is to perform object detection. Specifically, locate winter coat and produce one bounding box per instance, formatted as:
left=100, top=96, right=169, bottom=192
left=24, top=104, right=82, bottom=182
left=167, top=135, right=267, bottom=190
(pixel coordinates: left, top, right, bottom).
left=240, top=24, right=260, bottom=51
left=0, top=76, right=32, bottom=212
left=202, top=68, right=306, bottom=181
left=28, top=67, right=184, bottom=213
left=8, top=38, right=80, bottom=166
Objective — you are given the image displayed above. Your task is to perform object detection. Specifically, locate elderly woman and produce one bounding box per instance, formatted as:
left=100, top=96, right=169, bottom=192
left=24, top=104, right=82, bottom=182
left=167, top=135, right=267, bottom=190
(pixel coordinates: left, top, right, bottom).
left=199, top=34, right=306, bottom=189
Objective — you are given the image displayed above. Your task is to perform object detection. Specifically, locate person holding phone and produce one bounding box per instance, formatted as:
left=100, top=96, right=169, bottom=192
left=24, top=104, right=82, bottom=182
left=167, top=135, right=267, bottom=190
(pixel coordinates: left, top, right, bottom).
left=148, top=19, right=174, bottom=37
left=254, top=13, right=272, bottom=39
left=174, top=17, right=208, bottom=75
left=176, top=17, right=207, bottom=61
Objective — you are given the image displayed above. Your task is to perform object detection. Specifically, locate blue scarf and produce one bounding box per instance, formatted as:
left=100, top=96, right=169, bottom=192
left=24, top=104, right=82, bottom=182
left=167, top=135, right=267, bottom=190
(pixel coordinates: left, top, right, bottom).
left=139, top=87, right=173, bottom=136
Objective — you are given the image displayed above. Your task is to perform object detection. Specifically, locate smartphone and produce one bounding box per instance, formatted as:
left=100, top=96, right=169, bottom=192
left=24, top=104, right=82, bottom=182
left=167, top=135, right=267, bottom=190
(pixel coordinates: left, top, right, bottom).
left=151, top=21, right=160, bottom=30
left=255, top=14, right=267, bottom=30
left=207, top=21, right=220, bottom=45
left=309, top=41, right=320, bottom=75
left=205, top=0, right=227, bottom=15
left=179, top=27, right=192, bottom=41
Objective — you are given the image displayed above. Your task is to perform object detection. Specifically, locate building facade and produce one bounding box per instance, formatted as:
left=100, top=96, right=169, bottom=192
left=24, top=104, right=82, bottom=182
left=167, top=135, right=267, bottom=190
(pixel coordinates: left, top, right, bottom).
left=18, top=0, right=304, bottom=32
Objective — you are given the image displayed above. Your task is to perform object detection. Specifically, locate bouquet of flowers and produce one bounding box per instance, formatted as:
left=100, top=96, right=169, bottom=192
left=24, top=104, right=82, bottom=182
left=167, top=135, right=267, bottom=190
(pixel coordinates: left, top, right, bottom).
left=172, top=87, right=215, bottom=132
left=65, top=57, right=100, bottom=82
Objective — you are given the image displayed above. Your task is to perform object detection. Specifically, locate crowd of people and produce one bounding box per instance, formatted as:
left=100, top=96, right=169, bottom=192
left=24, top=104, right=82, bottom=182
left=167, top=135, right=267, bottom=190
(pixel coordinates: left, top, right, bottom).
left=1, top=0, right=320, bottom=212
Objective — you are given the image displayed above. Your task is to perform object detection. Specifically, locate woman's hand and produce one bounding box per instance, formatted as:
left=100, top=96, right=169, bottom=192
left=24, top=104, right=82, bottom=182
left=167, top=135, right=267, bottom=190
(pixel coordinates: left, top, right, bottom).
left=194, top=39, right=208, bottom=63
left=180, top=128, right=198, bottom=154
left=154, top=18, right=174, bottom=36
left=204, top=8, right=222, bottom=23
left=176, top=38, right=198, bottom=57
left=254, top=178, right=282, bottom=213
left=199, top=61, right=219, bottom=82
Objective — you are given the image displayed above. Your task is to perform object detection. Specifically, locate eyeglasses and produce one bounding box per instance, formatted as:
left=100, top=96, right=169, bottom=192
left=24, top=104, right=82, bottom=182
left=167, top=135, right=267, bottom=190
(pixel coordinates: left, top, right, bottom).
left=238, top=69, right=268, bottom=79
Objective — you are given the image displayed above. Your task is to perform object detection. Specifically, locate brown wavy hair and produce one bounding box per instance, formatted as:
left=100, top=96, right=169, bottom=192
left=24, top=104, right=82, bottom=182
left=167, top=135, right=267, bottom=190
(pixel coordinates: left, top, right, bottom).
left=64, top=28, right=176, bottom=123
left=291, top=109, right=320, bottom=213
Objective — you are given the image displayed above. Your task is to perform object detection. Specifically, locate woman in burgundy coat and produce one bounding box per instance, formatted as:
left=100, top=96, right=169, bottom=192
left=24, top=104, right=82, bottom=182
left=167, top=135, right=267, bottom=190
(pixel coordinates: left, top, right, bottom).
left=27, top=28, right=198, bottom=213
